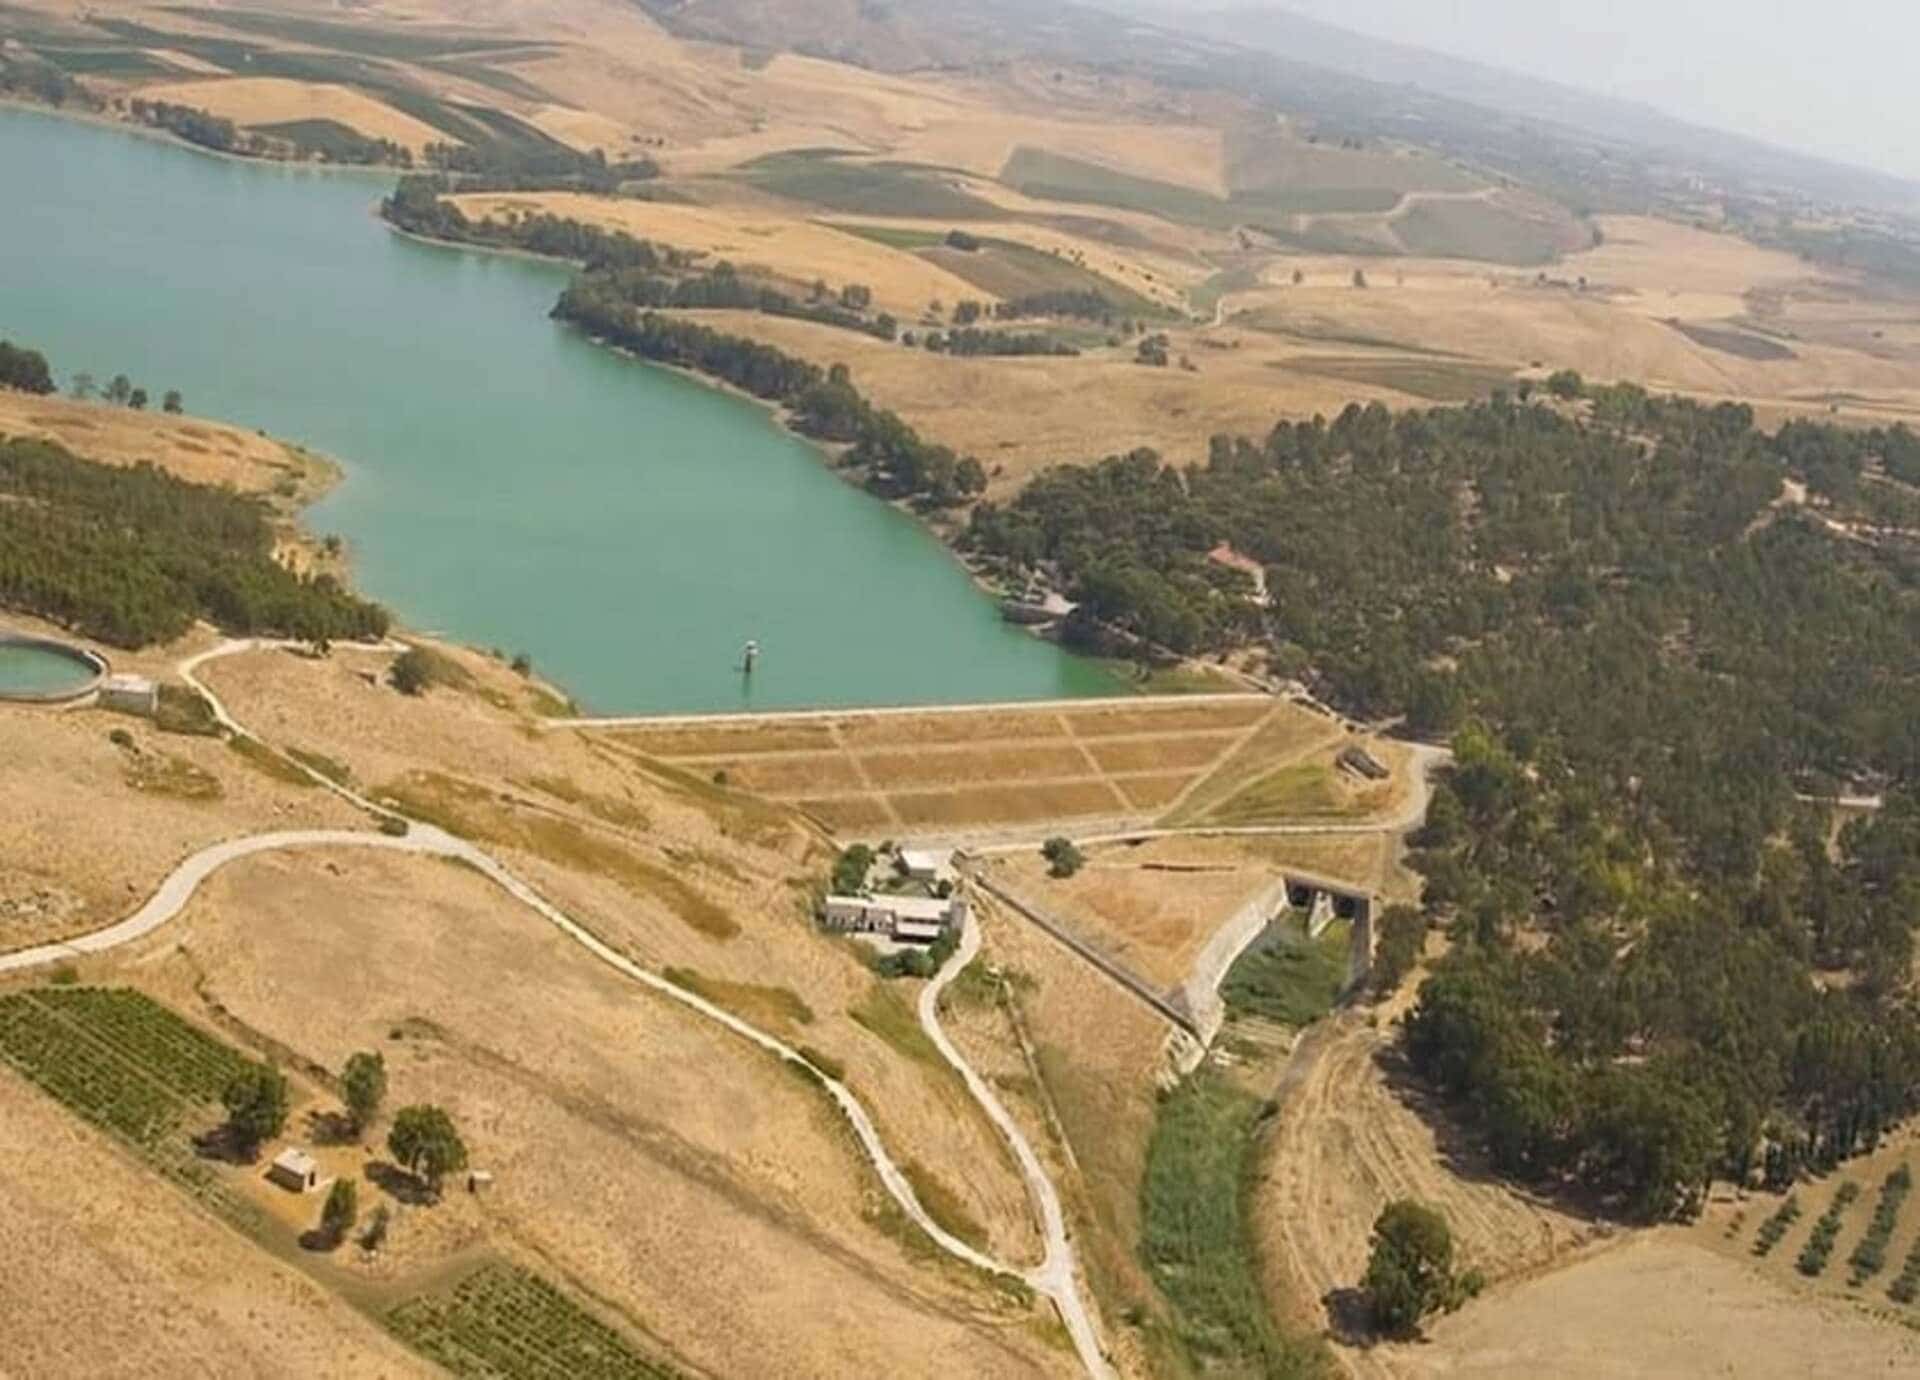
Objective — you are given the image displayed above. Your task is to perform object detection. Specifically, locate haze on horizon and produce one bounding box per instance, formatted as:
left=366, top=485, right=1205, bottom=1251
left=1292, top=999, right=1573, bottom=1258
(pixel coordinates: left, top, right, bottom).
left=1153, top=0, right=1919, bottom=185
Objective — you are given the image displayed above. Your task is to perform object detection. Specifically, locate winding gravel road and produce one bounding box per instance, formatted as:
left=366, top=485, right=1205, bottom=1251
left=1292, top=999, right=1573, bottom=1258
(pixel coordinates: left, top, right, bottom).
left=9, top=638, right=1111, bottom=1378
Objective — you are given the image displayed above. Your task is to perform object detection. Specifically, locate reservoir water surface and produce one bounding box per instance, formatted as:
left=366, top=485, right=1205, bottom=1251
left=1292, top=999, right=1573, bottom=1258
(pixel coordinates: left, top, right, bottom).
left=1, top=110, right=1117, bottom=711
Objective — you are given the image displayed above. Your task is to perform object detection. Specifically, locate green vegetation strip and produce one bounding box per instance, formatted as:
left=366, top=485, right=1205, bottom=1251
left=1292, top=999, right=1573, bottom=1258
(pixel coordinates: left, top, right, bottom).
left=1848, top=1165, right=1911, bottom=1286
left=386, top=1262, right=677, bottom=1379
left=1796, top=1181, right=1861, bottom=1277
left=1221, top=917, right=1351, bottom=1026
left=1140, top=1071, right=1330, bottom=1377
left=0, top=987, right=272, bottom=1232
left=1891, top=1232, right=1920, bottom=1304
left=1751, top=1193, right=1801, bottom=1256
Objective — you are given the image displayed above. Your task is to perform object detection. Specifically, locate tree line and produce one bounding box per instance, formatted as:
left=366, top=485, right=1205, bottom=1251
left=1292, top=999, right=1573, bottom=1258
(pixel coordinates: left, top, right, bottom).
left=968, top=391, right=1920, bottom=1220
left=0, top=436, right=389, bottom=648
left=554, top=277, right=988, bottom=507
left=0, top=341, right=55, bottom=395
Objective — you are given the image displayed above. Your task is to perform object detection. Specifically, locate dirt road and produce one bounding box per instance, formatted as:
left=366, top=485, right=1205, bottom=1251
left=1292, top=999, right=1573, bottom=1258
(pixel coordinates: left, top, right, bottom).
left=11, top=637, right=1111, bottom=1378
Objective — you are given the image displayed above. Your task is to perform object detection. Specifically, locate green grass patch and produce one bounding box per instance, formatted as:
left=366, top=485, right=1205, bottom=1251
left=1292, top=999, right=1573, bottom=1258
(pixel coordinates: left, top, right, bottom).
left=35, top=45, right=178, bottom=76
left=155, top=683, right=221, bottom=736
left=1141, top=1071, right=1331, bottom=1377
left=163, top=7, right=549, bottom=61
left=1273, top=353, right=1517, bottom=403
left=286, top=746, right=353, bottom=786
left=1221, top=916, right=1351, bottom=1026
left=378, top=772, right=739, bottom=940
left=385, top=1261, right=677, bottom=1379
left=1393, top=198, right=1570, bottom=266
left=849, top=982, right=941, bottom=1068
left=1002, top=147, right=1231, bottom=228
left=740, top=150, right=1003, bottom=219
left=901, top=1156, right=991, bottom=1252
left=0, top=988, right=256, bottom=1145
left=662, top=966, right=814, bottom=1033
left=1207, top=763, right=1351, bottom=824
left=228, top=734, right=316, bottom=787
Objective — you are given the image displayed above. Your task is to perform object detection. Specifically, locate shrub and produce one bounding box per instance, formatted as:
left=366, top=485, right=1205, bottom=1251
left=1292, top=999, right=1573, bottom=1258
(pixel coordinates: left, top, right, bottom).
left=1042, top=836, right=1084, bottom=879
left=320, top=1177, right=358, bottom=1247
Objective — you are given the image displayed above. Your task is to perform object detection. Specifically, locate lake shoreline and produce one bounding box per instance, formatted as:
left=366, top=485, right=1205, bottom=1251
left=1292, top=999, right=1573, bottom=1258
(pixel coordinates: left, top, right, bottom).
left=4, top=107, right=1130, bottom=712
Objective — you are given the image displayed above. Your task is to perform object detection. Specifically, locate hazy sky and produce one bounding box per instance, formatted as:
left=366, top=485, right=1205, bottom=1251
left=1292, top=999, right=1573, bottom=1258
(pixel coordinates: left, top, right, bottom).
left=1208, top=1, right=1918, bottom=182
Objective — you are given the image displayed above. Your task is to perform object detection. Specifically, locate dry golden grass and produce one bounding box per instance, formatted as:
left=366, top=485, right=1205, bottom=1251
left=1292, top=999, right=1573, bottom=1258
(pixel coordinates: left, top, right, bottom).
left=611, top=720, right=840, bottom=756
left=696, top=751, right=866, bottom=796
left=0, top=1073, right=433, bottom=1377
left=1166, top=705, right=1347, bottom=823
left=1063, top=701, right=1272, bottom=737
left=968, top=896, right=1172, bottom=1380
left=1113, top=772, right=1201, bottom=812
left=125, top=847, right=1058, bottom=1378
left=0, top=638, right=367, bottom=956
left=450, top=192, right=987, bottom=313
left=186, top=647, right=1050, bottom=1279
left=0, top=391, right=334, bottom=503
left=1255, top=1009, right=1594, bottom=1357
left=1381, top=1236, right=1920, bottom=1379
left=989, top=843, right=1274, bottom=988
left=135, top=77, right=456, bottom=154
left=677, top=309, right=1395, bottom=492
left=796, top=795, right=894, bottom=833
left=860, top=742, right=1095, bottom=789
left=1083, top=733, right=1241, bottom=775
left=896, top=114, right=1228, bottom=194
left=889, top=779, right=1125, bottom=828
left=824, top=215, right=1206, bottom=312
left=525, top=102, right=635, bottom=155
left=836, top=708, right=1070, bottom=747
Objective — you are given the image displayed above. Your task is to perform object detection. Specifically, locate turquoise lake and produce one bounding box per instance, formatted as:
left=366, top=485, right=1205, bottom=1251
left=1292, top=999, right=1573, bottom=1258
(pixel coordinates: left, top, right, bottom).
left=1, top=109, right=1117, bottom=712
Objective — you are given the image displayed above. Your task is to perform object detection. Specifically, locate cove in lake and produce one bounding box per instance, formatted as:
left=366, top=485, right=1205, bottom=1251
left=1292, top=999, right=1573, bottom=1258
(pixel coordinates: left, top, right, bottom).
left=2, top=110, right=1118, bottom=712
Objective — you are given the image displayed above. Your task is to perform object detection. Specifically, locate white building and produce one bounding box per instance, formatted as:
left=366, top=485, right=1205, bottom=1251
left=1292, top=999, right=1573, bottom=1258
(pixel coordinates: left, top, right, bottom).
left=898, top=847, right=956, bottom=886
left=99, top=673, right=158, bottom=718
left=266, top=1147, right=320, bottom=1194
left=823, top=892, right=968, bottom=944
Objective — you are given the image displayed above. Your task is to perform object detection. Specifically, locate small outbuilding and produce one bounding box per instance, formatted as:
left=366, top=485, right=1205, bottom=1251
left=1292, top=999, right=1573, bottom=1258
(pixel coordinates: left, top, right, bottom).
left=99, top=673, right=158, bottom=718
left=266, top=1147, right=320, bottom=1194
left=898, top=847, right=956, bottom=885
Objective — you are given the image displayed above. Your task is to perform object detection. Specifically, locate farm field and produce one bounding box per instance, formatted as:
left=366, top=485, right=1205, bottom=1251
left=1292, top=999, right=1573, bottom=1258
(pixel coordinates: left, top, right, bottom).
left=1252, top=1007, right=1597, bottom=1371
left=134, top=76, right=456, bottom=154
left=126, top=840, right=1059, bottom=1377
left=0, top=1062, right=430, bottom=1377
left=449, top=191, right=991, bottom=315
left=0, top=983, right=709, bottom=1377
left=593, top=695, right=1376, bottom=839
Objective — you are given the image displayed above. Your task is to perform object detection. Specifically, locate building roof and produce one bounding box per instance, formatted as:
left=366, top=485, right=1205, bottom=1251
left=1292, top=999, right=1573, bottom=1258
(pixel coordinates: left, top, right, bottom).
left=894, top=920, right=947, bottom=943
left=900, top=848, right=953, bottom=873
left=102, top=673, right=155, bottom=693
left=272, top=1147, right=317, bottom=1176
left=887, top=895, right=957, bottom=922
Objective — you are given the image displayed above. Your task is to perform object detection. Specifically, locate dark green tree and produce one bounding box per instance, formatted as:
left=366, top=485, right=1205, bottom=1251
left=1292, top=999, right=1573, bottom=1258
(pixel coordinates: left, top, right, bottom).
left=319, top=1177, right=358, bottom=1247
left=221, top=1065, right=290, bottom=1155
left=387, top=1105, right=469, bottom=1197
left=1361, top=1200, right=1481, bottom=1336
left=342, top=1051, right=387, bottom=1134
left=1042, top=836, right=1085, bottom=878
